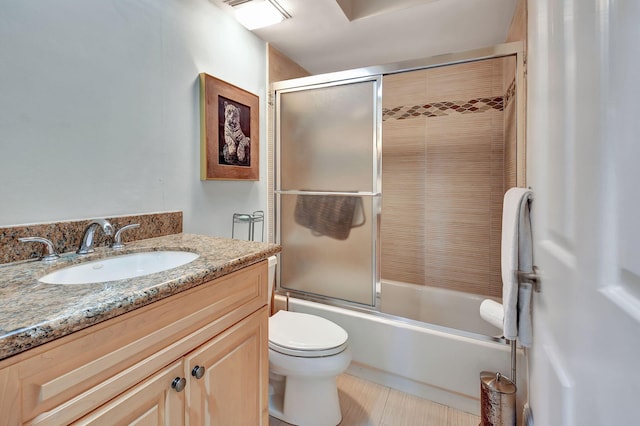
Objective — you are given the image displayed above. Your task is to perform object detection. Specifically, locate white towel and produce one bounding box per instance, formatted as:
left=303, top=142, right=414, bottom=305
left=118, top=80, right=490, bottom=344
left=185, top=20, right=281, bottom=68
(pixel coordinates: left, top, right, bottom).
left=501, top=187, right=534, bottom=347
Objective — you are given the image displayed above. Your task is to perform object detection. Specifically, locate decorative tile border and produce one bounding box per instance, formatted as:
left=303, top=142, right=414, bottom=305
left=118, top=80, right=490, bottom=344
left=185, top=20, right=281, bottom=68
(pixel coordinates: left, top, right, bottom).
left=0, top=211, right=182, bottom=265
left=504, top=78, right=517, bottom=108
left=383, top=96, right=504, bottom=121
left=383, top=78, right=518, bottom=122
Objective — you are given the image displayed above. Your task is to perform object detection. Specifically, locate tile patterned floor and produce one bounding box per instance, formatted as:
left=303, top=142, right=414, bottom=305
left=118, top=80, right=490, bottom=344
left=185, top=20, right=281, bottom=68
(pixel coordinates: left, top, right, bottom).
left=269, top=373, right=480, bottom=426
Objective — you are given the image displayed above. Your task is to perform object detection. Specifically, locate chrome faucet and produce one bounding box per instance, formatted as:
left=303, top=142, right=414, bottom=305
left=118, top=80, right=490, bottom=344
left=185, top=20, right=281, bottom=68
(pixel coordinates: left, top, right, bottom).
left=77, top=219, right=114, bottom=255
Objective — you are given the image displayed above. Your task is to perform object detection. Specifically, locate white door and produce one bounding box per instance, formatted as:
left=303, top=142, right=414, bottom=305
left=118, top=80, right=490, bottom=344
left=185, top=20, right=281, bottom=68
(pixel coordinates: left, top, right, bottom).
left=528, top=1, right=640, bottom=425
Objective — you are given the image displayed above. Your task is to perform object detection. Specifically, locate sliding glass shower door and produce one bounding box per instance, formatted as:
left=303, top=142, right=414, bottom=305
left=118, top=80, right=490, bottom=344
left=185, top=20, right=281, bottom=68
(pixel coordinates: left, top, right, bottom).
left=275, top=77, right=381, bottom=306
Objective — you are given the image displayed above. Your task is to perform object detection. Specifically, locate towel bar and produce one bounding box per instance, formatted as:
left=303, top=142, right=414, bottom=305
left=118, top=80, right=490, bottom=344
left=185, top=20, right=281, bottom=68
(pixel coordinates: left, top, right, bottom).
left=517, top=266, right=541, bottom=293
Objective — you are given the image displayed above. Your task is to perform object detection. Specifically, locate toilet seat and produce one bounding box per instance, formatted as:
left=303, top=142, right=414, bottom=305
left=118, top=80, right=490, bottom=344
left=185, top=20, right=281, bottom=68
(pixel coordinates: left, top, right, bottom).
left=269, top=311, right=348, bottom=358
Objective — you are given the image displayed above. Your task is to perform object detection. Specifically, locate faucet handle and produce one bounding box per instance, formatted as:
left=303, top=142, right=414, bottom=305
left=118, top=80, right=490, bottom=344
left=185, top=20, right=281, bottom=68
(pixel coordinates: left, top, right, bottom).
left=111, top=223, right=140, bottom=250
left=19, top=237, right=60, bottom=262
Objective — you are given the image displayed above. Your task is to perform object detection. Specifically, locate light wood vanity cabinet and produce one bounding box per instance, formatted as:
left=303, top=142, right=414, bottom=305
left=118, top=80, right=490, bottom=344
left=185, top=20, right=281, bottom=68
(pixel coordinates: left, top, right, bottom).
left=185, top=308, right=266, bottom=425
left=0, top=261, right=269, bottom=426
left=73, top=360, right=187, bottom=425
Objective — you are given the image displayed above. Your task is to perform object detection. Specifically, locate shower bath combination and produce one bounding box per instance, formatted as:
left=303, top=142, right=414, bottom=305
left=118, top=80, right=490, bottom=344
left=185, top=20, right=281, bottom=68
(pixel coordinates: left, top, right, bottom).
left=271, top=42, right=526, bottom=415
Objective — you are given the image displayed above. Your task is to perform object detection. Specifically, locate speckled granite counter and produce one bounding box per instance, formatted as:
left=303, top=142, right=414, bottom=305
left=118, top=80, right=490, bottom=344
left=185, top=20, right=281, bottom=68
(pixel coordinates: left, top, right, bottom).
left=0, top=233, right=280, bottom=361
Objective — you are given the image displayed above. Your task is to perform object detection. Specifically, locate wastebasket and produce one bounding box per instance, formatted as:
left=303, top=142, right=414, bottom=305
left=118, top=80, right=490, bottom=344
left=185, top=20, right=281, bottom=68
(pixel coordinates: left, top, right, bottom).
left=480, top=371, right=516, bottom=426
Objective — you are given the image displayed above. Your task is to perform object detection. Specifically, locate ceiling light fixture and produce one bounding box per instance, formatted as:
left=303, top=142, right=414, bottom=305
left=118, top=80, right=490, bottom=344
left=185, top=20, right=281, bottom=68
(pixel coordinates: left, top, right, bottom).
left=224, top=0, right=291, bottom=31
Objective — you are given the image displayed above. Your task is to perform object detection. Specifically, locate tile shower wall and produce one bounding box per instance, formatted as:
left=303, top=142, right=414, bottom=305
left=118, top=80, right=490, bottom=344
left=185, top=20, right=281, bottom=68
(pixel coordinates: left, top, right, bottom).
left=0, top=211, right=182, bottom=265
left=381, top=58, right=516, bottom=298
left=503, top=65, right=518, bottom=193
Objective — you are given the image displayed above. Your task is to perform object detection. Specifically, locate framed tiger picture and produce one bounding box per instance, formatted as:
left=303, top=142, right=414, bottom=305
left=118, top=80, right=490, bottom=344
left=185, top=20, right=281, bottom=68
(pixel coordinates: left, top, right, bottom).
left=199, top=73, right=259, bottom=180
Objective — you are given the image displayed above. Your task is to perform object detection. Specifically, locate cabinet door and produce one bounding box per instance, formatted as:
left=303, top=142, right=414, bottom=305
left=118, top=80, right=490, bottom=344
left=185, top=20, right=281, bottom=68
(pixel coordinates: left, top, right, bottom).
left=185, top=307, right=268, bottom=425
left=73, top=361, right=185, bottom=426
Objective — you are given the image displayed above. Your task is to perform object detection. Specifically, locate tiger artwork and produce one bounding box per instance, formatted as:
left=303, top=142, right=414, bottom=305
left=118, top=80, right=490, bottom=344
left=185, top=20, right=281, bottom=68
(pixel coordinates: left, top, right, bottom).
left=222, top=101, right=250, bottom=165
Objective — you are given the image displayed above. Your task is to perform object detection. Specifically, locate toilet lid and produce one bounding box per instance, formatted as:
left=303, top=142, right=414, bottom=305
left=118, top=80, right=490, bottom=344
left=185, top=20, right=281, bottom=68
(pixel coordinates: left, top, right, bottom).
left=269, top=311, right=349, bottom=357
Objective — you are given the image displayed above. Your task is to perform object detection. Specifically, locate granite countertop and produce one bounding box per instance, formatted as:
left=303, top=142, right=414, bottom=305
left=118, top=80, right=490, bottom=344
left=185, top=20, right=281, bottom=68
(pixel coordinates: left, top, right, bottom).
left=0, top=233, right=280, bottom=361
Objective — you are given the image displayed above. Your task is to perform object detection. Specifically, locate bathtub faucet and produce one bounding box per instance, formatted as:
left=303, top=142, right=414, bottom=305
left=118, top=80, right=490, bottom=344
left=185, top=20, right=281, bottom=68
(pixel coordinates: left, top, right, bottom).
left=77, top=219, right=114, bottom=255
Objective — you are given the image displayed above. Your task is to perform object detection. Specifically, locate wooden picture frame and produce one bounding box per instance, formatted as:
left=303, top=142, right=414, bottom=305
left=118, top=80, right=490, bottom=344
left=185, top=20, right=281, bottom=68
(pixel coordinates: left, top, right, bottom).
left=199, top=73, right=259, bottom=180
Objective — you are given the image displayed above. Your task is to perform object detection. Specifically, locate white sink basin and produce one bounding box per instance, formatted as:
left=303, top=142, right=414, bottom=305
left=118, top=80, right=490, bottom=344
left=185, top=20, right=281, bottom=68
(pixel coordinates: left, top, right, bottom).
left=39, top=251, right=200, bottom=285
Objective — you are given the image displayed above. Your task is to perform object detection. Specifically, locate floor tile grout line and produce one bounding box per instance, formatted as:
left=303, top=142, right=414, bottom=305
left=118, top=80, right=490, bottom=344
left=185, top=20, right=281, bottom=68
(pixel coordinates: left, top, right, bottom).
left=377, top=385, right=391, bottom=426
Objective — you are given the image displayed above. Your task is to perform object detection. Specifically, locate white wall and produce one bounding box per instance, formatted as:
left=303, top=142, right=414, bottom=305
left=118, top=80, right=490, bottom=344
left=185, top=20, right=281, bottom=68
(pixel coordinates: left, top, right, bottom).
left=0, top=0, right=267, bottom=238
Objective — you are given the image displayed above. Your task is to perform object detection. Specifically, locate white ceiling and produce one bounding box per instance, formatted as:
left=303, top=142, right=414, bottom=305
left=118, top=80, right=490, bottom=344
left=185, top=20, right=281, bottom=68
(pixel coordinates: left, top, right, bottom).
left=213, top=0, right=519, bottom=74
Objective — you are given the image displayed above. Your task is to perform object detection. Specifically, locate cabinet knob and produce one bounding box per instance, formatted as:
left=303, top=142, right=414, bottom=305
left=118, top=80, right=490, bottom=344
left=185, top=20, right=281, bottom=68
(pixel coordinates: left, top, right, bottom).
left=191, top=365, right=205, bottom=379
left=171, top=377, right=186, bottom=392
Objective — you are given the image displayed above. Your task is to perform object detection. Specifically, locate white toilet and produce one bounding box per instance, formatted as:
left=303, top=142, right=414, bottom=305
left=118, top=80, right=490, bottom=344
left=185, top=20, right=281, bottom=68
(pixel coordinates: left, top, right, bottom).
left=267, top=256, right=352, bottom=426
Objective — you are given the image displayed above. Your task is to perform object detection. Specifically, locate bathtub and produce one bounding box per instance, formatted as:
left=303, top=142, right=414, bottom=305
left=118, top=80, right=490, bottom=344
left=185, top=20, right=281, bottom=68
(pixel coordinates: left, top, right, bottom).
left=276, top=287, right=525, bottom=415
left=380, top=279, right=503, bottom=336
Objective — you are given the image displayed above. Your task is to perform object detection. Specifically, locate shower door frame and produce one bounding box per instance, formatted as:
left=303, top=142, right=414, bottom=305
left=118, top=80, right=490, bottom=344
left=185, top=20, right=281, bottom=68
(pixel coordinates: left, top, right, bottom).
left=271, top=40, right=526, bottom=316
left=274, top=75, right=383, bottom=307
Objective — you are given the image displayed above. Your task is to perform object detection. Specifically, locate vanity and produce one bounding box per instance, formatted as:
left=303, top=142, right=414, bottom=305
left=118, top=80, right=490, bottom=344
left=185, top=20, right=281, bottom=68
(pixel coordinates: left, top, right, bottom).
left=0, top=233, right=280, bottom=425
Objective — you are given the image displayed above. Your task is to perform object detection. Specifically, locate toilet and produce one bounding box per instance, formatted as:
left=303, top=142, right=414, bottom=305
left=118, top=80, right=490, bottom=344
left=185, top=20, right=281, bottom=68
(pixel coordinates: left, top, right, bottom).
left=267, top=256, right=352, bottom=426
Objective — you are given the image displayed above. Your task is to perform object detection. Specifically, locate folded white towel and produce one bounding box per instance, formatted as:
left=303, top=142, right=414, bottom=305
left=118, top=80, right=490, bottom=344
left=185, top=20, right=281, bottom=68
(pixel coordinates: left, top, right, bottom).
left=501, top=187, right=534, bottom=347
